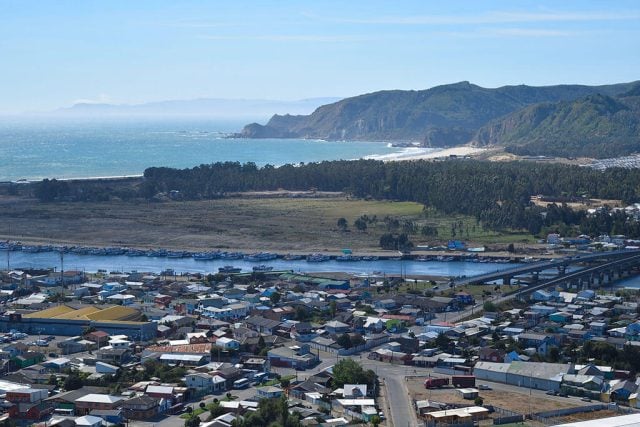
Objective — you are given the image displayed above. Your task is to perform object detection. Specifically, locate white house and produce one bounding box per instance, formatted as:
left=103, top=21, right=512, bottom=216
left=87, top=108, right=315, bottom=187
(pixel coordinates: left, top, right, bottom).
left=215, top=337, right=240, bottom=351
left=185, top=373, right=226, bottom=393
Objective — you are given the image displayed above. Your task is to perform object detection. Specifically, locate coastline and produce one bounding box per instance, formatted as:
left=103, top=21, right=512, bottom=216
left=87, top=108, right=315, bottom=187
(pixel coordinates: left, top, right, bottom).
left=365, top=145, right=486, bottom=162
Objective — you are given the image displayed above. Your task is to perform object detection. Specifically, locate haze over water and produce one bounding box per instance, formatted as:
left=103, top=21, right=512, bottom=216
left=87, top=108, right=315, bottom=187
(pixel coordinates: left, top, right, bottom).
left=0, top=118, right=407, bottom=181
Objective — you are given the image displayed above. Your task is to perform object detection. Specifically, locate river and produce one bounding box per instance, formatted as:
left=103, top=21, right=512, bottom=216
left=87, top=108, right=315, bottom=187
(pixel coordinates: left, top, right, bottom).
left=3, top=250, right=524, bottom=277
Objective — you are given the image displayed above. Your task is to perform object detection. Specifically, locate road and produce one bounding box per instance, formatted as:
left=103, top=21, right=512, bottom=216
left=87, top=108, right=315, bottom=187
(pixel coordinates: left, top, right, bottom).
left=304, top=351, right=426, bottom=426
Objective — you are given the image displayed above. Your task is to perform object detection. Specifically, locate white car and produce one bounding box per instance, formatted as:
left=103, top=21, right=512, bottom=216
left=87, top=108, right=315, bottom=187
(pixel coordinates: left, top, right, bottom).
left=478, top=384, right=492, bottom=390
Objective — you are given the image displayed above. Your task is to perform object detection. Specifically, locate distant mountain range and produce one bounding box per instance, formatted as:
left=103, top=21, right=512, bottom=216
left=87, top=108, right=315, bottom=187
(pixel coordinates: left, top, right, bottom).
left=50, top=97, right=342, bottom=119
left=238, top=81, right=640, bottom=158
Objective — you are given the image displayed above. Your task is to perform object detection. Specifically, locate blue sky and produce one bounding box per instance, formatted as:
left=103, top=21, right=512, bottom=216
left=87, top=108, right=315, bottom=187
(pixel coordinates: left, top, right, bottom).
left=1, top=0, right=639, bottom=113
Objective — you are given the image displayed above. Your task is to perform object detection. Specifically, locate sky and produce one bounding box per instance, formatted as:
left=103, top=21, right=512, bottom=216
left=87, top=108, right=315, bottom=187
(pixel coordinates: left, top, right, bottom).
left=1, top=0, right=639, bottom=114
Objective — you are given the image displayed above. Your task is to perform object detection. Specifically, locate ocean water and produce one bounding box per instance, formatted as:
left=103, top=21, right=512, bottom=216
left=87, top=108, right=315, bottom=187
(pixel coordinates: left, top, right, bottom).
left=0, top=117, right=423, bottom=181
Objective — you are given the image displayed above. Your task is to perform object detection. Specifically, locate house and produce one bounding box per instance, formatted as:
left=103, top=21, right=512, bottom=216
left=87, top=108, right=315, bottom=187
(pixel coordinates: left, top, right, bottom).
left=290, top=322, right=316, bottom=342
left=454, top=292, right=474, bottom=305
left=185, top=373, right=226, bottom=395
left=215, top=337, right=240, bottom=351
left=268, top=344, right=319, bottom=370
left=374, top=299, right=396, bottom=310
left=517, top=333, right=554, bottom=355
left=122, top=395, right=159, bottom=420
left=145, top=385, right=177, bottom=402
left=12, top=351, right=44, bottom=369
left=324, top=321, right=350, bottom=335
left=86, top=331, right=110, bottom=347
left=244, top=316, right=282, bottom=335
left=89, top=408, right=123, bottom=425
left=75, top=394, right=124, bottom=415
left=478, top=347, right=504, bottom=363
left=549, top=312, right=572, bottom=324
left=97, top=348, right=131, bottom=365
left=257, top=386, right=284, bottom=399
left=343, top=384, right=367, bottom=398
left=96, top=362, right=119, bottom=375
left=187, top=332, right=209, bottom=344
left=74, top=415, right=104, bottom=427
left=611, top=380, right=639, bottom=402
left=42, top=357, right=71, bottom=371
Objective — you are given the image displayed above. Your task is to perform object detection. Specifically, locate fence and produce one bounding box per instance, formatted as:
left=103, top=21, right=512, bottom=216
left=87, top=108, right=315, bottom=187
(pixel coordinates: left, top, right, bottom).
left=488, top=405, right=525, bottom=425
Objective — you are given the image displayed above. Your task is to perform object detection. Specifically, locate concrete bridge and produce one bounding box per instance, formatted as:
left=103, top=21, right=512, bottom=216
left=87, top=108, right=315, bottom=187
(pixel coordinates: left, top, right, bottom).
left=453, top=249, right=640, bottom=287
left=514, top=253, right=640, bottom=298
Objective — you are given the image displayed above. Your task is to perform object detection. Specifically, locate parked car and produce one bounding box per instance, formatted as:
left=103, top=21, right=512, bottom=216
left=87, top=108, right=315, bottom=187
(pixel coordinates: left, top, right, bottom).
left=478, top=384, right=492, bottom=390
left=546, top=390, right=558, bottom=396
left=581, top=397, right=592, bottom=402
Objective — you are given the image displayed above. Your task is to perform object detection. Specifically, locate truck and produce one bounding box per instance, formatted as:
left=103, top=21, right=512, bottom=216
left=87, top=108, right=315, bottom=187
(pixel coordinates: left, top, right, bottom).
left=451, top=375, right=476, bottom=388
left=424, top=377, right=450, bottom=389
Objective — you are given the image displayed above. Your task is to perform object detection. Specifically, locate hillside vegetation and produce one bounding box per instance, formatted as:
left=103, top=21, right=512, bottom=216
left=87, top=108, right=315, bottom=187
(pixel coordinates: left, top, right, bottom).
left=474, top=92, right=640, bottom=158
left=238, top=81, right=640, bottom=158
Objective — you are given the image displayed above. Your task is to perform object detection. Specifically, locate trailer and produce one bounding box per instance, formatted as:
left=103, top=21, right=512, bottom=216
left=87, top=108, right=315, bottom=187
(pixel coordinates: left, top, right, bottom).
left=451, top=375, right=476, bottom=388
left=424, top=377, right=450, bottom=389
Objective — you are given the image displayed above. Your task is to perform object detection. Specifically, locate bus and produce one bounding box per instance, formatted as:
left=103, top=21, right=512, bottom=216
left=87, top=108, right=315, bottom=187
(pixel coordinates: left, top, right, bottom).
left=254, top=372, right=269, bottom=384
left=233, top=378, right=250, bottom=389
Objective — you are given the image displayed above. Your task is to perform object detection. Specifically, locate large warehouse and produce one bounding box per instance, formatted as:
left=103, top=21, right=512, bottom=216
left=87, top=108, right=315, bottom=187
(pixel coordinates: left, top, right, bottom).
left=474, top=361, right=572, bottom=392
left=0, top=305, right=157, bottom=341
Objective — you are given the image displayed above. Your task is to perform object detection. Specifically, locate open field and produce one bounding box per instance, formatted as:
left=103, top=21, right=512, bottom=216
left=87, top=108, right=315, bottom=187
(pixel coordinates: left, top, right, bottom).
left=0, top=195, right=536, bottom=253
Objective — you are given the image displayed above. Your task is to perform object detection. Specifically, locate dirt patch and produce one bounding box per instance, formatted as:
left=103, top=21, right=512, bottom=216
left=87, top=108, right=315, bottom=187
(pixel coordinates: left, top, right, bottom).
left=407, top=378, right=580, bottom=415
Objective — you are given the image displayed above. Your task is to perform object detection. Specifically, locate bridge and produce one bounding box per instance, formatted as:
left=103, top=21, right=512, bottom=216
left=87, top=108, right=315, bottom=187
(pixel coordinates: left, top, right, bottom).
left=446, top=251, right=640, bottom=323
left=514, top=253, right=640, bottom=298
left=452, top=249, right=640, bottom=287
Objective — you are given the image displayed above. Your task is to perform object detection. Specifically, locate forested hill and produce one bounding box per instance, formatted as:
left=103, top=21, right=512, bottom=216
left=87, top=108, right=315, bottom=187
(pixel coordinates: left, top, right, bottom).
left=474, top=90, right=640, bottom=158
left=238, top=81, right=638, bottom=147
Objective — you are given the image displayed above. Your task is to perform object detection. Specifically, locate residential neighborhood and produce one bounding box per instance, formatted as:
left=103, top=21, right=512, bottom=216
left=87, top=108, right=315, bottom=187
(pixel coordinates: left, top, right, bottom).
left=0, top=254, right=639, bottom=426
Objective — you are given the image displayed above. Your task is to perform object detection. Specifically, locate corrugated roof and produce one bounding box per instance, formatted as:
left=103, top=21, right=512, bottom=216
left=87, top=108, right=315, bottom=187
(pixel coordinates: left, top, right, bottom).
left=86, top=306, right=139, bottom=321
left=55, top=306, right=101, bottom=319
left=23, top=305, right=75, bottom=318
left=24, top=305, right=141, bottom=322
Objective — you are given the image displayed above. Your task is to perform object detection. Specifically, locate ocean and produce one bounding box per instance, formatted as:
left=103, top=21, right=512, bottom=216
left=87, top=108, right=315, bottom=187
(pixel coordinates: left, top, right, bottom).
left=0, top=117, right=431, bottom=181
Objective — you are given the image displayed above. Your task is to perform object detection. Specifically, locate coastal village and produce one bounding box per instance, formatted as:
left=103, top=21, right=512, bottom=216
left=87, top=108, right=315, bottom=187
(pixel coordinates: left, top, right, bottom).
left=0, top=234, right=640, bottom=427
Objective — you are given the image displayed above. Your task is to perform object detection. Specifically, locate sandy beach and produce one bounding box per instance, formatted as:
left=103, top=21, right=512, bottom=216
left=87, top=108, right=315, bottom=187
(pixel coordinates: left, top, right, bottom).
left=365, top=145, right=486, bottom=161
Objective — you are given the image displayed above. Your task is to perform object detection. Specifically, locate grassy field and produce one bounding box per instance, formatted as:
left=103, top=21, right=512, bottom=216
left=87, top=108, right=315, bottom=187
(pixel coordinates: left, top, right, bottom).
left=0, top=195, right=535, bottom=253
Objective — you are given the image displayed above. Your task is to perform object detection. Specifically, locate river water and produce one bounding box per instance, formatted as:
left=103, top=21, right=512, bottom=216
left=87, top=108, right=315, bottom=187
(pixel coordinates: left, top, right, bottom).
left=3, top=250, right=523, bottom=277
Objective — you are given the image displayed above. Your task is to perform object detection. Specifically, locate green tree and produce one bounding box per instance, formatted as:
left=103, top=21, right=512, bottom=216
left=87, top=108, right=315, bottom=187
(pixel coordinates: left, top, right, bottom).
left=337, top=333, right=352, bottom=349
left=435, top=333, right=451, bottom=351
left=354, top=217, right=368, bottom=232
left=269, top=292, right=281, bottom=305
left=64, top=372, right=83, bottom=391
left=337, top=217, right=348, bottom=231
left=332, top=359, right=376, bottom=389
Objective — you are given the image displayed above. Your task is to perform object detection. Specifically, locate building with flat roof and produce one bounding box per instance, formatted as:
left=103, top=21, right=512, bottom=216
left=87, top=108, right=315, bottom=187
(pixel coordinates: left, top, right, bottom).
left=0, top=305, right=156, bottom=340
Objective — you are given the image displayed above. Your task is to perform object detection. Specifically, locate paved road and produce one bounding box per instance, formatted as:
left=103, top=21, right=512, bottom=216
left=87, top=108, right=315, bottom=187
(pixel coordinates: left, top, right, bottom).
left=307, top=351, right=429, bottom=426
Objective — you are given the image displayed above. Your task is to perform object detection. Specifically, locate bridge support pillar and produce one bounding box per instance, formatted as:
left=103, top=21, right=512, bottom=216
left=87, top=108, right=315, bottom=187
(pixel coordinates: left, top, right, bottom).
left=503, top=276, right=511, bottom=286
left=532, top=272, right=539, bottom=283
